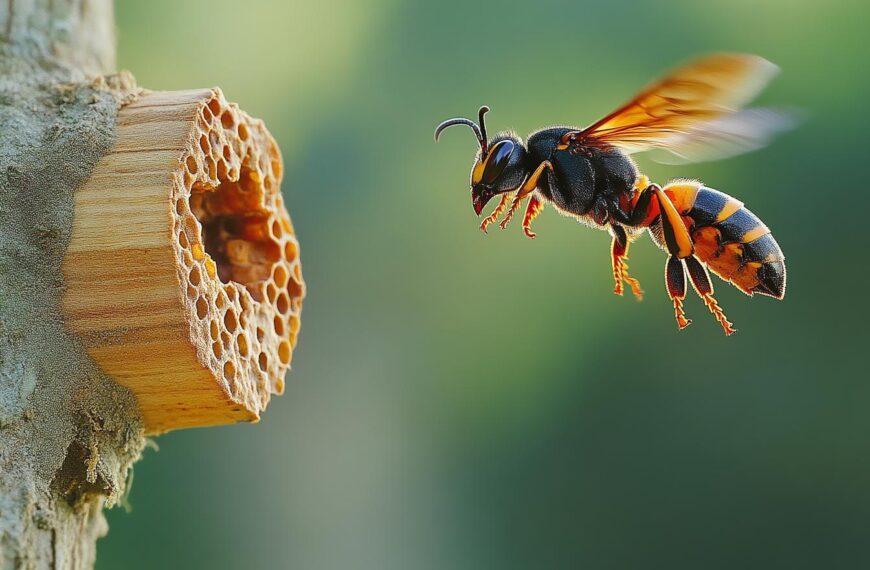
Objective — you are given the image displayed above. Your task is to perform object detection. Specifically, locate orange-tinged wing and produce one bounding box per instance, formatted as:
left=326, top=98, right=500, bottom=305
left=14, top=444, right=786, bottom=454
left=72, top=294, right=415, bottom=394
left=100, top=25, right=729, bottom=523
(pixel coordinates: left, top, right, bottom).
left=572, top=53, right=790, bottom=162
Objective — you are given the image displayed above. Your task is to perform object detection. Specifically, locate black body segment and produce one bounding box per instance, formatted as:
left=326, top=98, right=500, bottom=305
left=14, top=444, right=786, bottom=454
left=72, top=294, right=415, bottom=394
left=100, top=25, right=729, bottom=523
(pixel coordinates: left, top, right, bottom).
left=755, top=261, right=786, bottom=299
left=689, top=187, right=731, bottom=225
left=716, top=208, right=767, bottom=243
left=526, top=127, right=637, bottom=218
left=589, top=149, right=637, bottom=202
left=743, top=233, right=781, bottom=263
left=525, top=127, right=568, bottom=159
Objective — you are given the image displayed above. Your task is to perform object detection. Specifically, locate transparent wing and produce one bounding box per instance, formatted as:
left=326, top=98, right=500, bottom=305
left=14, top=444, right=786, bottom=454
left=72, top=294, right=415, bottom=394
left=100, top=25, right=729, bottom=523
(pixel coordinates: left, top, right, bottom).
left=646, top=107, right=799, bottom=164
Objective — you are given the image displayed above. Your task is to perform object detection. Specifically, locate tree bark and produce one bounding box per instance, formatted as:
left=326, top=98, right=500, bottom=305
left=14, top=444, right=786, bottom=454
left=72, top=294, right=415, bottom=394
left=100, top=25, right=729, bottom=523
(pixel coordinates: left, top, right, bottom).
left=1, top=2, right=303, bottom=566
left=0, top=1, right=145, bottom=568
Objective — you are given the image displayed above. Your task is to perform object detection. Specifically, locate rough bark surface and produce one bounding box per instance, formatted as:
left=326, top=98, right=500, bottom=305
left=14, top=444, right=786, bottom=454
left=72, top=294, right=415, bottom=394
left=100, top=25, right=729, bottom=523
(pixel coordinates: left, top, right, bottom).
left=0, top=1, right=145, bottom=568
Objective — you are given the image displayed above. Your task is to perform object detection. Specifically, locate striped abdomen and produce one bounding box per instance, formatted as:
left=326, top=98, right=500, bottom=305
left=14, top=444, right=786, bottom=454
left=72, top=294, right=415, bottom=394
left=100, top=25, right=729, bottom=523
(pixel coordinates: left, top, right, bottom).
left=662, top=180, right=786, bottom=299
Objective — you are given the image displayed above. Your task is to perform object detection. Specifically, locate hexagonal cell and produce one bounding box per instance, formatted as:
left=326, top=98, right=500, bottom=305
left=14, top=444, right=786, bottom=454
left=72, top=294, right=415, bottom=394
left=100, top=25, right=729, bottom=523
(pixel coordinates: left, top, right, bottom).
left=63, top=88, right=305, bottom=434
left=170, top=89, right=305, bottom=420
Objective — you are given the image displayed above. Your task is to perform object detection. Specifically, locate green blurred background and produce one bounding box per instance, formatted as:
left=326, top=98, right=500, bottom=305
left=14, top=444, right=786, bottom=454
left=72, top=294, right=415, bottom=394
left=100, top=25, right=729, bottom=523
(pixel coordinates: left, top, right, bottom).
left=100, top=1, right=870, bottom=568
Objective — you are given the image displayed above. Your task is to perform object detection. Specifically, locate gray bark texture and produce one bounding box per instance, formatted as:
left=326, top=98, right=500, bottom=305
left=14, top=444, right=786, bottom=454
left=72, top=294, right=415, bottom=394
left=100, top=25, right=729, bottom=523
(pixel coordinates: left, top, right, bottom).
left=0, top=1, right=145, bottom=568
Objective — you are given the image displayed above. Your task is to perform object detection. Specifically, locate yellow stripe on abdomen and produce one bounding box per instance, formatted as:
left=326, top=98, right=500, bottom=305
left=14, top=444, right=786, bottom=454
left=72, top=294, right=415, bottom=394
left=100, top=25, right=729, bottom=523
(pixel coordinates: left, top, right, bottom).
left=663, top=179, right=702, bottom=215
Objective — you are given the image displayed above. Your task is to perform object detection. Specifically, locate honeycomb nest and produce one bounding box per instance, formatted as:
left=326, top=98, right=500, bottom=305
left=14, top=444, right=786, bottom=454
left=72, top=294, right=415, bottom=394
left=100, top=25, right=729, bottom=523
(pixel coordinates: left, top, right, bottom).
left=171, top=90, right=304, bottom=411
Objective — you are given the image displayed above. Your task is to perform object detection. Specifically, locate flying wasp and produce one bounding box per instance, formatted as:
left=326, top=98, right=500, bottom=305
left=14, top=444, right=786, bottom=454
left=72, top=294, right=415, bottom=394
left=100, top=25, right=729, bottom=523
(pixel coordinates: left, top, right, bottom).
left=435, top=53, right=793, bottom=335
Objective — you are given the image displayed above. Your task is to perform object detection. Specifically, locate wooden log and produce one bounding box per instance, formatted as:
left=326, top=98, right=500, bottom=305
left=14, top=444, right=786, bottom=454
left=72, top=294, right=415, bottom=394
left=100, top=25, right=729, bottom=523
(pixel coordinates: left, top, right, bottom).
left=62, top=88, right=305, bottom=434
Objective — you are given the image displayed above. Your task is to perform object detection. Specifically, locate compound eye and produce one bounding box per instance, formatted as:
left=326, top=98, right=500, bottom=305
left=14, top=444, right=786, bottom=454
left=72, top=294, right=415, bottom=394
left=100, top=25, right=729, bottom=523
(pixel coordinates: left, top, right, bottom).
left=482, top=140, right=514, bottom=185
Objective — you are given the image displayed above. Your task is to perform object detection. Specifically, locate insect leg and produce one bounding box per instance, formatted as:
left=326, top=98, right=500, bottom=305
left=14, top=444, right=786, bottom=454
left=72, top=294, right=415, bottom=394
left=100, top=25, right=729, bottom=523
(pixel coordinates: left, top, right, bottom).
left=626, top=184, right=657, bottom=226
left=500, top=161, right=553, bottom=230
left=480, top=192, right=513, bottom=233
left=653, top=185, right=694, bottom=259
left=665, top=256, right=692, bottom=330
left=612, top=179, right=658, bottom=227
left=685, top=255, right=736, bottom=336
left=521, top=194, right=544, bottom=238
left=498, top=196, right=523, bottom=230
left=611, top=225, right=643, bottom=300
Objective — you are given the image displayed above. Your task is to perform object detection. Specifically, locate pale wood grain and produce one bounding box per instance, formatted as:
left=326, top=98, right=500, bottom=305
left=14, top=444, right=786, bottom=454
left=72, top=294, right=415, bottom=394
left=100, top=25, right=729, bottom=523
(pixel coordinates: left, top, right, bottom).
left=62, top=89, right=304, bottom=434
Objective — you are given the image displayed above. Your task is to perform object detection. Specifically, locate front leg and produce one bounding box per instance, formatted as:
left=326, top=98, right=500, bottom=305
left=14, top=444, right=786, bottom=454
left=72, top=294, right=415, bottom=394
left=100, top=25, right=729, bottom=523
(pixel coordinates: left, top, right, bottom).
left=500, top=161, right=552, bottom=231
left=480, top=192, right=513, bottom=233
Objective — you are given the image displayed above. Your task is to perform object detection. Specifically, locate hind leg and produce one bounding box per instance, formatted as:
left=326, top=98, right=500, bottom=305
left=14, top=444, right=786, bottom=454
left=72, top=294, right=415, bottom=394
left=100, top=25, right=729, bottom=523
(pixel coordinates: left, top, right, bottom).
left=611, top=225, right=643, bottom=300
left=665, top=256, right=692, bottom=330
left=685, top=256, right=736, bottom=335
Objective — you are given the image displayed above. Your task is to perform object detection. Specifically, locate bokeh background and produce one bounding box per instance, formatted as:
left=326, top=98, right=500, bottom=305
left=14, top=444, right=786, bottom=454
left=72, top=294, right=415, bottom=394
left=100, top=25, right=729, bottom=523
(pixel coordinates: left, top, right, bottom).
left=100, top=1, right=870, bottom=568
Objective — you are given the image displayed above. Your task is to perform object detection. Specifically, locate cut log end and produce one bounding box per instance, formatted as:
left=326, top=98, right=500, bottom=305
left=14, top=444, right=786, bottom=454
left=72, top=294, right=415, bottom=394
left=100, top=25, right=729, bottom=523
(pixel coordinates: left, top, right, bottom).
left=62, top=88, right=305, bottom=434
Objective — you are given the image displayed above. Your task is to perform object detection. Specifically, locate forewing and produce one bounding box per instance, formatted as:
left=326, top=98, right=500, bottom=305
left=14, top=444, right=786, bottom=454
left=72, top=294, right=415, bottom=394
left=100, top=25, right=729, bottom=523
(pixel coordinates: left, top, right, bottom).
left=577, top=53, right=786, bottom=161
